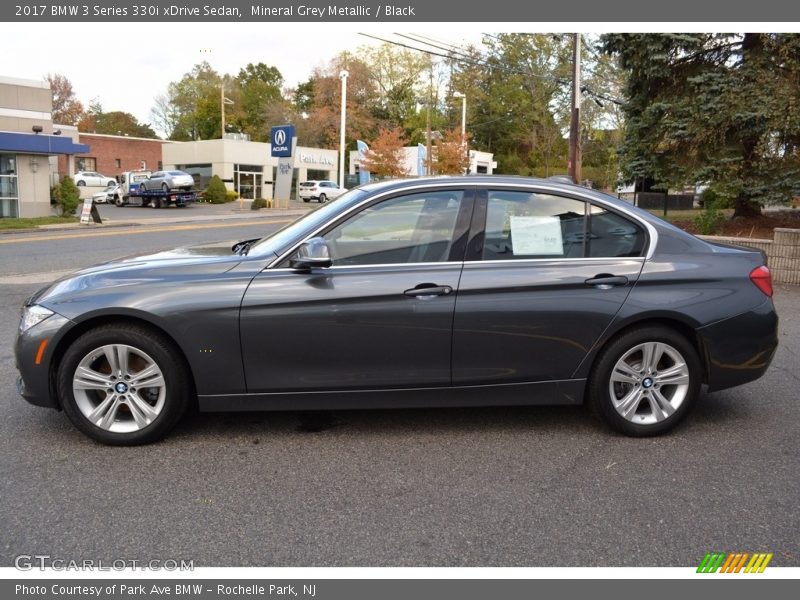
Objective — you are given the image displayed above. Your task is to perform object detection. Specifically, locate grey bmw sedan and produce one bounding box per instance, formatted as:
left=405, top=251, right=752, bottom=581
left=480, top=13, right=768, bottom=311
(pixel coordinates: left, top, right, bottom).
left=15, top=177, right=778, bottom=445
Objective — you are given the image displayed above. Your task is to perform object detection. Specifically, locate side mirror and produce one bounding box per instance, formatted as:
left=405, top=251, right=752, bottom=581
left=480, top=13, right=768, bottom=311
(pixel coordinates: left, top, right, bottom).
left=290, top=237, right=332, bottom=271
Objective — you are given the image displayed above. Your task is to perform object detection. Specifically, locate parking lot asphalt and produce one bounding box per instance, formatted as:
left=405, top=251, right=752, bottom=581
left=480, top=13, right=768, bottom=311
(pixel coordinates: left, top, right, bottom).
left=1, top=275, right=798, bottom=567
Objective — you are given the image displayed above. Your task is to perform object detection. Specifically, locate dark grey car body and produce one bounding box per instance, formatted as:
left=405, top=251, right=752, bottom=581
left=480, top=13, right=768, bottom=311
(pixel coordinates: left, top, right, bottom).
left=15, top=177, right=778, bottom=426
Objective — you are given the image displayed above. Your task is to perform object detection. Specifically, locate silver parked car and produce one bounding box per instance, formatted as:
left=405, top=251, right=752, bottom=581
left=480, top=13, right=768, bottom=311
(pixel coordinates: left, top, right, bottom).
left=140, top=170, right=195, bottom=193
left=91, top=183, right=121, bottom=204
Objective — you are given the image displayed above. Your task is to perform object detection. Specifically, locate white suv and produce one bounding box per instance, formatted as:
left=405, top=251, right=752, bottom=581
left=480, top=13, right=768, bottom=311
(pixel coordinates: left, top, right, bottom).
left=298, top=180, right=347, bottom=203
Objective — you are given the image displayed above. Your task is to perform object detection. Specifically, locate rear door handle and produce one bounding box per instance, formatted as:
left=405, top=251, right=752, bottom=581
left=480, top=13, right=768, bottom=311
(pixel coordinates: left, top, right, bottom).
left=403, top=284, right=453, bottom=298
left=585, top=274, right=629, bottom=289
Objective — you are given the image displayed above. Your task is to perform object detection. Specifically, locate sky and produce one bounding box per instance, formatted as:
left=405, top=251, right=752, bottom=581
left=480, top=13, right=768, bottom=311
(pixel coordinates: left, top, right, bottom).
left=2, top=23, right=488, bottom=134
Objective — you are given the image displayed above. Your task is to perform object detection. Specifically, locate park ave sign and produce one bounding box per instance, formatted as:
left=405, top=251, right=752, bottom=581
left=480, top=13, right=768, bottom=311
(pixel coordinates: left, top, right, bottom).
left=298, top=151, right=335, bottom=166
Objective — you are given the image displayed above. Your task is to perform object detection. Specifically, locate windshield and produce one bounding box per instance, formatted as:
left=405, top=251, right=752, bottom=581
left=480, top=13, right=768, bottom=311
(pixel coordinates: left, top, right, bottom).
left=248, top=189, right=368, bottom=258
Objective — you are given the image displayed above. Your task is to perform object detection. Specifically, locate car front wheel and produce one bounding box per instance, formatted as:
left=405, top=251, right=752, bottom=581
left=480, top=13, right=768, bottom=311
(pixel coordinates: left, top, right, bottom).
left=318, top=193, right=327, bottom=203
left=57, top=324, right=190, bottom=445
left=588, top=326, right=701, bottom=436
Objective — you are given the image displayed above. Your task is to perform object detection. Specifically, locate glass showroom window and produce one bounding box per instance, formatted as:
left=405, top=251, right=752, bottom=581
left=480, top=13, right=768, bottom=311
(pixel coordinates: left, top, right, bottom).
left=0, top=154, right=19, bottom=218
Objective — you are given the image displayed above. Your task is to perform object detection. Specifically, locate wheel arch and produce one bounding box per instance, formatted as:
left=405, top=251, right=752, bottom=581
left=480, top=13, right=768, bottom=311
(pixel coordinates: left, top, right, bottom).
left=48, top=313, right=197, bottom=409
left=578, top=314, right=708, bottom=385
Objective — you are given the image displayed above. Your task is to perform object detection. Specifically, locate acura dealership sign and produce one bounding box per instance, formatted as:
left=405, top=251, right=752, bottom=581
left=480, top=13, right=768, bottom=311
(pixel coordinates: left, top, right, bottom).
left=270, top=125, right=295, bottom=157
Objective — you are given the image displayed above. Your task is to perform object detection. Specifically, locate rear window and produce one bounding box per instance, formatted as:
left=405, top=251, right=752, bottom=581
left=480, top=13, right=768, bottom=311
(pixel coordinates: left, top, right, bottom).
left=299, top=182, right=315, bottom=187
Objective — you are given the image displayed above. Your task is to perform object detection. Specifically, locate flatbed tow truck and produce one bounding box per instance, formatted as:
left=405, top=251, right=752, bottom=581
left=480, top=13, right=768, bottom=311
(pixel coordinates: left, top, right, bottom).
left=126, top=188, right=197, bottom=209
left=115, top=170, right=197, bottom=208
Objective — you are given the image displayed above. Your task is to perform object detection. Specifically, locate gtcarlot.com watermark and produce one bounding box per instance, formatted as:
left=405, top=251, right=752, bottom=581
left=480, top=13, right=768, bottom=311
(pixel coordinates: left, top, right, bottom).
left=14, top=554, right=194, bottom=571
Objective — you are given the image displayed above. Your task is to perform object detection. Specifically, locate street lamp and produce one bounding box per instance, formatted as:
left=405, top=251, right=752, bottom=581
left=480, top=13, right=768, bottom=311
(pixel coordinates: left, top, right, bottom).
left=452, top=91, right=468, bottom=174
left=220, top=84, right=234, bottom=138
left=339, top=70, right=348, bottom=188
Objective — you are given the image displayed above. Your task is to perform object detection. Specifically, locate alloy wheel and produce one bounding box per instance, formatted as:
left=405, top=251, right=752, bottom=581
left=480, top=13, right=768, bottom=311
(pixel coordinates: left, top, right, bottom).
left=608, top=341, right=691, bottom=425
left=72, top=344, right=166, bottom=433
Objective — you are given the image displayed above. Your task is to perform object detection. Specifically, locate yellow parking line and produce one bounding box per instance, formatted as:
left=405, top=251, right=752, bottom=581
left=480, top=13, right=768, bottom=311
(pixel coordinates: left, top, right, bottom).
left=0, top=219, right=292, bottom=245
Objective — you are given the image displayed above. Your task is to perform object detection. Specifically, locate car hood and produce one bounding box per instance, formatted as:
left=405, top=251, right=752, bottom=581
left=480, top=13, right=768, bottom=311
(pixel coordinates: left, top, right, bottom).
left=30, top=240, right=252, bottom=307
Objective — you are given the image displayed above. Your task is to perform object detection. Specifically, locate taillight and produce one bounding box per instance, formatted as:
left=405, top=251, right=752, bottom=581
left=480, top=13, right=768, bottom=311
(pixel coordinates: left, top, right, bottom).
left=750, top=265, right=773, bottom=297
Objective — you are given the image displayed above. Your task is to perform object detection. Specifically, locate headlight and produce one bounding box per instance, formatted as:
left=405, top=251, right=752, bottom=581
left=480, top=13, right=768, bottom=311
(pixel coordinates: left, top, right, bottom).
left=19, top=305, right=54, bottom=333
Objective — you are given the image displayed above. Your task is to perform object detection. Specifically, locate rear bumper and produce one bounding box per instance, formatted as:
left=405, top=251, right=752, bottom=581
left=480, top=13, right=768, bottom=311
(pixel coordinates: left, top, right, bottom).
left=698, top=298, right=779, bottom=392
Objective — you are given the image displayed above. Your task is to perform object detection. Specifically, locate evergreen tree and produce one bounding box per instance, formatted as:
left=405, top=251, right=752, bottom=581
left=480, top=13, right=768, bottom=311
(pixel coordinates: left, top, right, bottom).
left=603, top=33, right=800, bottom=216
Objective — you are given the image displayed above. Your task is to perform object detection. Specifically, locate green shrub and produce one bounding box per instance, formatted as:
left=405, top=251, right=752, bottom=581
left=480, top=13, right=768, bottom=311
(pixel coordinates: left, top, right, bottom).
left=251, top=198, right=268, bottom=210
left=694, top=201, right=725, bottom=235
left=226, top=190, right=239, bottom=202
left=203, top=175, right=228, bottom=204
left=57, top=176, right=81, bottom=216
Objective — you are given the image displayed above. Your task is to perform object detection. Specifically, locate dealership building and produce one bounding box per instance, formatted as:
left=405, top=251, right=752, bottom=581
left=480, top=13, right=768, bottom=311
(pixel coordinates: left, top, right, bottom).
left=0, top=76, right=88, bottom=217
left=162, top=136, right=339, bottom=200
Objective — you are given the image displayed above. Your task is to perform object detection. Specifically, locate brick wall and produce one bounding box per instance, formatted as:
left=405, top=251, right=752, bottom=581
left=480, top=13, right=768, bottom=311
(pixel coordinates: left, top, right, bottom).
left=57, top=134, right=168, bottom=179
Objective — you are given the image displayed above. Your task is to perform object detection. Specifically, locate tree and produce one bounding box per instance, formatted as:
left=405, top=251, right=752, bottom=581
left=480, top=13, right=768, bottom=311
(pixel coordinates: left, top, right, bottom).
left=57, top=175, right=81, bottom=216
left=432, top=128, right=471, bottom=175
left=79, top=100, right=157, bottom=138
left=203, top=175, right=228, bottom=204
left=155, top=62, right=223, bottom=141
left=46, top=73, right=84, bottom=125
left=228, top=62, right=285, bottom=141
left=603, top=33, right=800, bottom=216
left=360, top=127, right=409, bottom=178
left=293, top=53, right=381, bottom=149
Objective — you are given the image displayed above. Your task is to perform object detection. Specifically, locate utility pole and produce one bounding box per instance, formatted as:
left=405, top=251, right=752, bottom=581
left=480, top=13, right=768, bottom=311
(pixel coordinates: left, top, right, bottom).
left=426, top=66, right=433, bottom=176
left=568, top=33, right=582, bottom=184
left=339, top=70, right=349, bottom=187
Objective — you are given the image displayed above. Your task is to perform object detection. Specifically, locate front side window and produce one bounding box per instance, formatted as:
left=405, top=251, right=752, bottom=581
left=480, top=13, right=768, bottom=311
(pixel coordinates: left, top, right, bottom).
left=483, top=190, right=646, bottom=260
left=322, top=190, right=464, bottom=265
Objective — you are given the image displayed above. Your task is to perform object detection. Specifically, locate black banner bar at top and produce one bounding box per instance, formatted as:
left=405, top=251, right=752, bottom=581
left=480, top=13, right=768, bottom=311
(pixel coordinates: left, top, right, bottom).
left=3, top=0, right=800, bottom=22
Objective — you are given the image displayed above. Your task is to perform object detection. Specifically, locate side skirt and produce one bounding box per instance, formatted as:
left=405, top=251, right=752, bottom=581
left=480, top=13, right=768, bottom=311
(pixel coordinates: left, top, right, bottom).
left=198, top=379, right=586, bottom=412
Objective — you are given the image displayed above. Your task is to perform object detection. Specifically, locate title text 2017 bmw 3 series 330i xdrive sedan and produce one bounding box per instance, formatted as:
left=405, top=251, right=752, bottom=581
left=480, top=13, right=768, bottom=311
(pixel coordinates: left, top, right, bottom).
left=15, top=177, right=778, bottom=445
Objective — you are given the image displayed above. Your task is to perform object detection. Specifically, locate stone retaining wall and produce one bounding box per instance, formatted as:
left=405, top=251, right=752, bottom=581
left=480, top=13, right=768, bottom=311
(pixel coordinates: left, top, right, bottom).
left=698, top=228, right=800, bottom=285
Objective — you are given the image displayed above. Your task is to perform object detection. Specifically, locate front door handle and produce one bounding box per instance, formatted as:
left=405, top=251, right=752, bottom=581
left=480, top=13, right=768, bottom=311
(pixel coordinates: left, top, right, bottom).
left=585, top=274, right=629, bottom=289
left=403, top=284, right=453, bottom=298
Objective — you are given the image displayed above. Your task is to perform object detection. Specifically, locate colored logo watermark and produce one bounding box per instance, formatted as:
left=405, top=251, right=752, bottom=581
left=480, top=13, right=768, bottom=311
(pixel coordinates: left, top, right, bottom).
left=697, top=552, right=773, bottom=573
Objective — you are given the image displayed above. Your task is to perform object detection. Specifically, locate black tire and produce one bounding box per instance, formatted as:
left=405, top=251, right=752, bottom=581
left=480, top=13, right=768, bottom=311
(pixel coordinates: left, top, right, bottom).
left=162, top=183, right=169, bottom=193
left=303, top=198, right=310, bottom=203
left=152, top=197, right=162, bottom=209
left=587, top=325, right=701, bottom=437
left=76, top=180, right=85, bottom=186
left=57, top=324, right=191, bottom=445
left=318, top=193, right=327, bottom=203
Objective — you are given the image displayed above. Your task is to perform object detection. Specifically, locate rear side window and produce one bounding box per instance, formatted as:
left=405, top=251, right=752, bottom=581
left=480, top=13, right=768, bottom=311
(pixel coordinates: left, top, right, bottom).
left=587, top=208, right=646, bottom=258
left=483, top=190, right=645, bottom=260
left=483, top=191, right=587, bottom=260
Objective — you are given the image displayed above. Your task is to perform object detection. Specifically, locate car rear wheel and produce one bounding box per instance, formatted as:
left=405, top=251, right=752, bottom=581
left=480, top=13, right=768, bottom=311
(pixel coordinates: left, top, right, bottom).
left=162, top=183, right=169, bottom=193
left=57, top=324, right=190, bottom=445
left=588, top=326, right=701, bottom=436
left=76, top=180, right=85, bottom=186
left=319, top=193, right=327, bottom=203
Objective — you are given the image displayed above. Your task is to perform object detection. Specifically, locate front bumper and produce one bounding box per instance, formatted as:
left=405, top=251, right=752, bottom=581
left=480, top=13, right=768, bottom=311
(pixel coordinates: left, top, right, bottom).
left=14, top=313, right=75, bottom=409
left=698, top=298, right=779, bottom=392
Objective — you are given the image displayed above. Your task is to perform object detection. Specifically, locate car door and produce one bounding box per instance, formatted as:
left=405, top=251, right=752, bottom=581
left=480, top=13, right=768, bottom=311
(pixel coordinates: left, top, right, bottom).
left=239, top=187, right=474, bottom=393
left=452, top=186, right=647, bottom=385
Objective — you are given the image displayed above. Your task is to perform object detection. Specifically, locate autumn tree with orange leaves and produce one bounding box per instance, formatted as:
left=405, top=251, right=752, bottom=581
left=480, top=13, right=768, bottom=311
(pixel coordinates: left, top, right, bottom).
left=432, top=128, right=470, bottom=175
left=360, top=127, right=409, bottom=178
